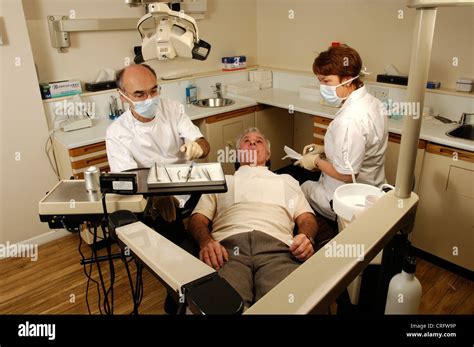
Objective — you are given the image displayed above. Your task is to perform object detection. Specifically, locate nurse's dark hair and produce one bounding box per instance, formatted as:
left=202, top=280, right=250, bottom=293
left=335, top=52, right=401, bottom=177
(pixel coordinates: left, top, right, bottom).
left=116, top=64, right=157, bottom=90
left=313, top=45, right=363, bottom=88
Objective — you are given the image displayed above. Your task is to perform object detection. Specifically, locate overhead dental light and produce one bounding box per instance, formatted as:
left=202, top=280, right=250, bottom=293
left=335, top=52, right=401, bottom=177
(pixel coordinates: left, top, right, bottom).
left=132, top=2, right=211, bottom=63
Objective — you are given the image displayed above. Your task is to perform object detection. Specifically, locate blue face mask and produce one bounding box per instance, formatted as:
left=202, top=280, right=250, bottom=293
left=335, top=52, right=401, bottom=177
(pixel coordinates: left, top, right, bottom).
left=319, top=75, right=359, bottom=106
left=120, top=92, right=160, bottom=119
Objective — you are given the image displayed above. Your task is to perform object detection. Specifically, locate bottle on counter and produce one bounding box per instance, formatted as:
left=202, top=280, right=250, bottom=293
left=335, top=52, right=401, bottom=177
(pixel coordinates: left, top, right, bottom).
left=384, top=255, right=422, bottom=314
left=185, top=83, right=197, bottom=104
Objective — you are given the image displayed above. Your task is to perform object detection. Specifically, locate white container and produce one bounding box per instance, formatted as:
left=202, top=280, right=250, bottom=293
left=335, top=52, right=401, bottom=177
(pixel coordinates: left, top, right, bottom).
left=333, top=183, right=386, bottom=222
left=298, top=84, right=320, bottom=101
left=385, top=256, right=422, bottom=314
left=226, top=81, right=260, bottom=94
left=456, top=78, right=473, bottom=92
left=84, top=166, right=100, bottom=193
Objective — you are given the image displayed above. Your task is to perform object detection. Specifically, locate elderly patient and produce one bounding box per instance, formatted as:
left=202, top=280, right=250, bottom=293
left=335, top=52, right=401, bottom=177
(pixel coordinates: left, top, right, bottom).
left=188, top=128, right=318, bottom=308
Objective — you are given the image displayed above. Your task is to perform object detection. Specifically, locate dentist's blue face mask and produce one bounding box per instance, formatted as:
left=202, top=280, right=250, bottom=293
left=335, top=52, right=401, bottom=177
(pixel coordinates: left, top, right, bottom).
left=120, top=91, right=160, bottom=119
left=319, top=75, right=359, bottom=106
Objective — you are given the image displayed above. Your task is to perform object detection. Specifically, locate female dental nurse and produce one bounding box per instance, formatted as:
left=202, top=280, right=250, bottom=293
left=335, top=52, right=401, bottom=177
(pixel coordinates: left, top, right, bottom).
left=295, top=44, right=388, bottom=221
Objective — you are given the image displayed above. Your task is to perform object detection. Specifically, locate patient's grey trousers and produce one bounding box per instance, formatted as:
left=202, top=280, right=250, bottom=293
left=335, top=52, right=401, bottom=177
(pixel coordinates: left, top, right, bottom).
left=218, top=230, right=300, bottom=309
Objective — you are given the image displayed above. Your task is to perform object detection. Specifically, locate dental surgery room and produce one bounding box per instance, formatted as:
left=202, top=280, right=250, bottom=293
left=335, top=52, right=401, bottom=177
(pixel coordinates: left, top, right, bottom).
left=0, top=0, right=473, bottom=344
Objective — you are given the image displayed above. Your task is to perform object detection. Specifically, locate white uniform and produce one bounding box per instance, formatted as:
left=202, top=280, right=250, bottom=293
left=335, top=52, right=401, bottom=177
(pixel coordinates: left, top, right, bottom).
left=105, top=98, right=203, bottom=172
left=301, top=86, right=388, bottom=220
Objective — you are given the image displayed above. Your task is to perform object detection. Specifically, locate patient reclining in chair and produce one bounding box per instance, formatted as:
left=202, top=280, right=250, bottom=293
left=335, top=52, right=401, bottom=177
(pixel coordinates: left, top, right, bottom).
left=188, top=128, right=318, bottom=309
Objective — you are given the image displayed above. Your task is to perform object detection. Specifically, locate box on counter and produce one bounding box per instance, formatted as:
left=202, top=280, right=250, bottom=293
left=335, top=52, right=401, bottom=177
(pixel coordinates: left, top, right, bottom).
left=222, top=56, right=246, bottom=71
left=40, top=80, right=82, bottom=99
left=226, top=81, right=261, bottom=94
left=250, top=70, right=272, bottom=89
left=456, top=78, right=473, bottom=93
left=298, top=84, right=320, bottom=101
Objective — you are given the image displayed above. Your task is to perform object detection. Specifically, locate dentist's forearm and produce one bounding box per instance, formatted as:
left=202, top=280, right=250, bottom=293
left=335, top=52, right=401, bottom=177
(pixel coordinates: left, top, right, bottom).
left=196, top=137, right=210, bottom=158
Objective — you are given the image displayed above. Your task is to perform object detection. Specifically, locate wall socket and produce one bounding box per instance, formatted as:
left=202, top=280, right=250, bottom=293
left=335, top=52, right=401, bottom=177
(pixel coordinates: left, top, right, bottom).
left=369, top=86, right=389, bottom=103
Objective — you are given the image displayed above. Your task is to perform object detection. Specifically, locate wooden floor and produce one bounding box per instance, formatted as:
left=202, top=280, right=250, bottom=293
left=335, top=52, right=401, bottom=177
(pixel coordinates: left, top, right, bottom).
left=0, top=233, right=472, bottom=315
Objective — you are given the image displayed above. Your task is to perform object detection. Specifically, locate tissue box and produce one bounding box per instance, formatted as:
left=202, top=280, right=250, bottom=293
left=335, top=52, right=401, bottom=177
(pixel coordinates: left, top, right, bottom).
left=40, top=80, right=82, bottom=99
left=299, top=84, right=320, bottom=101
left=222, top=56, right=247, bottom=71
left=226, top=81, right=260, bottom=94
left=250, top=70, right=272, bottom=89
left=456, top=78, right=473, bottom=92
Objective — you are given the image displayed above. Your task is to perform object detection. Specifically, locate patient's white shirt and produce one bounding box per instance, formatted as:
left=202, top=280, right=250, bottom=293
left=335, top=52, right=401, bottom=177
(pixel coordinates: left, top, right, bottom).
left=192, top=165, right=314, bottom=246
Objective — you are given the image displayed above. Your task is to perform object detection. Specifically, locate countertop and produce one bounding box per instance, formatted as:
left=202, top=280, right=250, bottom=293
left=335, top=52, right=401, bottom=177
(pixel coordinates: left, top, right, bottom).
left=238, top=88, right=474, bottom=152
left=53, top=97, right=258, bottom=149
left=54, top=88, right=473, bottom=152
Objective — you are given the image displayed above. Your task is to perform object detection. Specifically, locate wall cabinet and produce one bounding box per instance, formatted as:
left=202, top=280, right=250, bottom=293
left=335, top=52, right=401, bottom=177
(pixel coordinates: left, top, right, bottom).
left=204, top=106, right=256, bottom=174
left=412, top=143, right=474, bottom=271
left=53, top=139, right=109, bottom=179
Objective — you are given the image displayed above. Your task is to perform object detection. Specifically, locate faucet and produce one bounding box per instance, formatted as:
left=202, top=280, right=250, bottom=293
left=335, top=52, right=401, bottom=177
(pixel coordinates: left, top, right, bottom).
left=459, top=112, right=474, bottom=125
left=213, top=82, right=223, bottom=99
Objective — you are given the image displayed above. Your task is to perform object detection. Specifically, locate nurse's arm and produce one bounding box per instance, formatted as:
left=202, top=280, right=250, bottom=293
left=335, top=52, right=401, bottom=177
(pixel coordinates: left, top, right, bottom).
left=316, top=158, right=358, bottom=183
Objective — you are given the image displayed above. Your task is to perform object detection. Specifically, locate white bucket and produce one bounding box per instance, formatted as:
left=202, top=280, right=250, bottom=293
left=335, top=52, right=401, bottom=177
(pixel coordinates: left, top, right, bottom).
left=333, top=183, right=393, bottom=222
left=333, top=182, right=393, bottom=305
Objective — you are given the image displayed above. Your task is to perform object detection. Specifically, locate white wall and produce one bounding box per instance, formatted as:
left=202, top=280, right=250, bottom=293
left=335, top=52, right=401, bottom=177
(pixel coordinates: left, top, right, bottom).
left=23, top=0, right=257, bottom=83
left=0, top=0, right=58, bottom=244
left=256, top=0, right=474, bottom=90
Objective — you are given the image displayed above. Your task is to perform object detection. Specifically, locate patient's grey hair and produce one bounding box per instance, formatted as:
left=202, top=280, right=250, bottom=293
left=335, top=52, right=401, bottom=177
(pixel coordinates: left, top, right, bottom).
left=236, top=127, right=271, bottom=156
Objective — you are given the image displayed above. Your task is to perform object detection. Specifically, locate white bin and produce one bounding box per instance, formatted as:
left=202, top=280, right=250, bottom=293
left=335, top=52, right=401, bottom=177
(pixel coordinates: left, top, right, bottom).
left=333, top=183, right=392, bottom=305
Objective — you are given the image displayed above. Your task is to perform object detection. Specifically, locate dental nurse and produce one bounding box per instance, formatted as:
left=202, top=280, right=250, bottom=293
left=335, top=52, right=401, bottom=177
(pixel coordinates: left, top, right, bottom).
left=295, top=45, right=388, bottom=221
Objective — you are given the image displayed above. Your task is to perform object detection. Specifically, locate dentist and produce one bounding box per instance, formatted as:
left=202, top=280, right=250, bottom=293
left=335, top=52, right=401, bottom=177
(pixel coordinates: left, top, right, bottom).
left=105, top=64, right=210, bottom=243
left=106, top=64, right=209, bottom=173
left=295, top=45, right=388, bottom=222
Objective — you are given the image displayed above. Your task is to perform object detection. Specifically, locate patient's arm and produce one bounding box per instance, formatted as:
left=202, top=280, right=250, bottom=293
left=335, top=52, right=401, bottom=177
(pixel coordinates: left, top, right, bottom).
left=188, top=213, right=229, bottom=270
left=290, top=212, right=318, bottom=261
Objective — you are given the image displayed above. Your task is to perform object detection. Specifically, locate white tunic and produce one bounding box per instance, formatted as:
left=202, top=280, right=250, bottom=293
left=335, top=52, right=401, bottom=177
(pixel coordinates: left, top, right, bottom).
left=301, top=86, right=388, bottom=219
left=105, top=98, right=203, bottom=172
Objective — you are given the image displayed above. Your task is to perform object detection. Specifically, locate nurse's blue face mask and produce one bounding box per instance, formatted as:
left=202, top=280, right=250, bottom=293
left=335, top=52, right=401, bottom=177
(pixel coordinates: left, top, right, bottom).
left=119, top=90, right=160, bottom=119
left=319, top=75, right=359, bottom=106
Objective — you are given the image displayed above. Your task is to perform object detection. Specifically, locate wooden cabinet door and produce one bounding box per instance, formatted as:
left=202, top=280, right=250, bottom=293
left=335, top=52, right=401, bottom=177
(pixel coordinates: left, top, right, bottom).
left=255, top=105, right=294, bottom=171
left=412, top=144, right=474, bottom=271
left=385, top=134, right=426, bottom=192
left=206, top=108, right=255, bottom=174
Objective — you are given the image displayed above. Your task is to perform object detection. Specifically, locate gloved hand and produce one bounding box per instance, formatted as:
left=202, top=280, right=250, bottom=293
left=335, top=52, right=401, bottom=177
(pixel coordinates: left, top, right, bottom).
left=150, top=196, right=180, bottom=223
left=294, top=153, right=321, bottom=171
left=180, top=141, right=203, bottom=160
left=302, top=143, right=325, bottom=155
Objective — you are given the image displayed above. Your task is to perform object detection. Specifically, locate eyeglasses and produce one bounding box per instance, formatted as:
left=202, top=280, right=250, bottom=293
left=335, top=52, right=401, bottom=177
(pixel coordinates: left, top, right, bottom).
left=121, top=85, right=161, bottom=101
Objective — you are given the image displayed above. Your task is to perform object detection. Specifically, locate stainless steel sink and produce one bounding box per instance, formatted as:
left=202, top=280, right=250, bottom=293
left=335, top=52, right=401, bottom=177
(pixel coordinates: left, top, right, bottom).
left=193, top=98, right=235, bottom=108
left=446, top=124, right=474, bottom=141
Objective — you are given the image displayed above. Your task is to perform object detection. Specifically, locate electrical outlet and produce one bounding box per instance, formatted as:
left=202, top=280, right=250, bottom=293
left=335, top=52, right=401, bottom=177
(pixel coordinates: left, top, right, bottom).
left=370, top=86, right=389, bottom=103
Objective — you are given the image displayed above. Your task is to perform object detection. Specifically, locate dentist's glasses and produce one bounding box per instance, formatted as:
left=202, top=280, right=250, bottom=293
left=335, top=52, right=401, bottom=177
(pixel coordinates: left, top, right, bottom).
left=121, top=85, right=161, bottom=101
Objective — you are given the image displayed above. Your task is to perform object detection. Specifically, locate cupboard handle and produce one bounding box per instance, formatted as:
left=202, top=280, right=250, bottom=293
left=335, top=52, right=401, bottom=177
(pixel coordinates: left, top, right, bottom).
left=85, top=157, right=107, bottom=165
left=83, top=143, right=105, bottom=152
